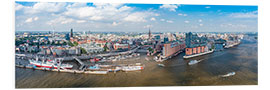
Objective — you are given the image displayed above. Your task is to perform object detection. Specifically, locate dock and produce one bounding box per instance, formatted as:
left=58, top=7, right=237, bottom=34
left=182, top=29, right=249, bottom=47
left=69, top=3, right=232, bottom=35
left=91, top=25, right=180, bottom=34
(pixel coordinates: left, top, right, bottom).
left=73, top=57, right=87, bottom=70
left=183, top=49, right=214, bottom=59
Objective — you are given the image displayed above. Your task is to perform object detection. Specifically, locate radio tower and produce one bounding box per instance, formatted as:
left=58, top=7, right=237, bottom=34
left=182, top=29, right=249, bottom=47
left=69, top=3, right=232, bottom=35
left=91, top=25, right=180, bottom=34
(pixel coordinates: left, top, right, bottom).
left=148, top=27, right=151, bottom=40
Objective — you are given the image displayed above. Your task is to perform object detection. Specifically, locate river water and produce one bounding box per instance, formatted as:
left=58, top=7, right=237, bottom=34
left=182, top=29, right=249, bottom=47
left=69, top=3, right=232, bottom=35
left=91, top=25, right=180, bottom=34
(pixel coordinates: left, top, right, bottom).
left=15, top=34, right=258, bottom=88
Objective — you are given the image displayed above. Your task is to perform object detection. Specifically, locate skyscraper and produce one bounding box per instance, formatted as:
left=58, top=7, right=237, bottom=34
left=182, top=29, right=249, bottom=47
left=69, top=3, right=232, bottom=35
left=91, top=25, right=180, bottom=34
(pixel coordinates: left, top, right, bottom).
left=70, top=28, right=73, bottom=37
left=148, top=27, right=151, bottom=40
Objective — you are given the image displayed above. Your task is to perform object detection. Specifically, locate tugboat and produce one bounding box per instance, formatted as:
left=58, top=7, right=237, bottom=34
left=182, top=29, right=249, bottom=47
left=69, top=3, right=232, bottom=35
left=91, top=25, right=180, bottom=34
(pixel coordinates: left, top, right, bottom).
left=122, top=63, right=144, bottom=72
left=221, top=72, right=236, bottom=77
left=157, top=64, right=165, bottom=67
left=188, top=60, right=201, bottom=65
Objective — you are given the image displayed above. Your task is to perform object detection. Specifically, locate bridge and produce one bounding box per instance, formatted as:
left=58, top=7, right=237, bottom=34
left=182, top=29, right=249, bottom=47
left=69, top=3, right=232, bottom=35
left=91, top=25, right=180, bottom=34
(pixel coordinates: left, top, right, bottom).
left=73, top=57, right=87, bottom=70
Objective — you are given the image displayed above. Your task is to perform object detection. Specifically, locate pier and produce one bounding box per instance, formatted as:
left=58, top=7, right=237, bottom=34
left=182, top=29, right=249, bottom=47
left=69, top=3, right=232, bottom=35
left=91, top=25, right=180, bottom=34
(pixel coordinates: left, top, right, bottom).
left=73, top=57, right=87, bottom=70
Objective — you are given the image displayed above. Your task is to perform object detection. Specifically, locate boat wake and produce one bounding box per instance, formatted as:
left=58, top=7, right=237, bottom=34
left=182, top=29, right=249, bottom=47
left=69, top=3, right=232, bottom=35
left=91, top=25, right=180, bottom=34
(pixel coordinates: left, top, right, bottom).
left=219, top=72, right=236, bottom=77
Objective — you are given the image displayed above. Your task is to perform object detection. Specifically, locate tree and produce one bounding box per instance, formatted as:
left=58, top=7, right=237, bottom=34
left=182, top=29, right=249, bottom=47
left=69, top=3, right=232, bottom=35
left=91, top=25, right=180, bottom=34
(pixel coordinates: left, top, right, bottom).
left=148, top=47, right=153, bottom=53
left=80, top=47, right=87, bottom=54
left=73, top=41, right=78, bottom=46
left=63, top=41, right=67, bottom=45
left=68, top=41, right=74, bottom=47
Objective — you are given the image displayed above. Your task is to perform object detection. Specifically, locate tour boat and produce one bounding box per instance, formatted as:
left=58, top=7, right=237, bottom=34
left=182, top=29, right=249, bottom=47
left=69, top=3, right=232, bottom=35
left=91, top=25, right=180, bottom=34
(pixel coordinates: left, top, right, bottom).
left=188, top=60, right=201, bottom=65
left=28, top=58, right=73, bottom=69
left=221, top=72, right=236, bottom=77
left=122, top=65, right=144, bottom=71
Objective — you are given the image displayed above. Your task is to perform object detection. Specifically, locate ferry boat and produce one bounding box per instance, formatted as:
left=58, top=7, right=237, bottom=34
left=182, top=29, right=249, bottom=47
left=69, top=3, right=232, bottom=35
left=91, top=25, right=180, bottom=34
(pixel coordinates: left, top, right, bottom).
left=157, top=64, right=165, bottom=67
left=224, top=41, right=241, bottom=49
left=84, top=71, right=108, bottom=74
left=122, top=65, right=144, bottom=71
left=25, top=64, right=36, bottom=69
left=87, top=65, right=101, bottom=70
left=221, top=72, right=236, bottom=77
left=28, top=58, right=73, bottom=69
left=188, top=60, right=201, bottom=65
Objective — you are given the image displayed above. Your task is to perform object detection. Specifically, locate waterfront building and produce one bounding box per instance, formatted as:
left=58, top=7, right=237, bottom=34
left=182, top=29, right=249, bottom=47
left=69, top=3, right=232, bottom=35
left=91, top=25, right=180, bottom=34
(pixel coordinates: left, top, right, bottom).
left=162, top=41, right=185, bottom=58
left=185, top=32, right=208, bottom=56
left=113, top=43, right=130, bottom=50
left=214, top=39, right=226, bottom=51
left=164, top=37, right=169, bottom=43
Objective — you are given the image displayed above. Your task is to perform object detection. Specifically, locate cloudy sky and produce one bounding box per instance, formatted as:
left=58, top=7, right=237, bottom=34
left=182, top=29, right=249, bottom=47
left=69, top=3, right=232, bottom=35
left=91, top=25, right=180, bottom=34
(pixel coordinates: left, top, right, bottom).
left=15, top=2, right=258, bottom=32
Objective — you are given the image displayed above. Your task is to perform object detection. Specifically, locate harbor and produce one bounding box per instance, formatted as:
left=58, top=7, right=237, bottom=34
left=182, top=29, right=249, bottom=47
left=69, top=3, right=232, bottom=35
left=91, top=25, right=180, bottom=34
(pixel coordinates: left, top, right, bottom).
left=15, top=34, right=257, bottom=87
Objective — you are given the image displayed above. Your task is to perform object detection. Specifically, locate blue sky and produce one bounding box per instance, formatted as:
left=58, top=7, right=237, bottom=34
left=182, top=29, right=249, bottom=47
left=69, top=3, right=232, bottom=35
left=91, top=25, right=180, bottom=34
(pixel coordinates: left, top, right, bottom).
left=15, top=2, right=258, bottom=32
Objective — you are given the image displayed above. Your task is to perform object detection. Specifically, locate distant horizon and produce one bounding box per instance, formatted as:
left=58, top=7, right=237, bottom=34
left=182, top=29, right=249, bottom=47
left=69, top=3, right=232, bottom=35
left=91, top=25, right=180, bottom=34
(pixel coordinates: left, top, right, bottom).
left=15, top=30, right=258, bottom=33
left=15, top=2, right=258, bottom=32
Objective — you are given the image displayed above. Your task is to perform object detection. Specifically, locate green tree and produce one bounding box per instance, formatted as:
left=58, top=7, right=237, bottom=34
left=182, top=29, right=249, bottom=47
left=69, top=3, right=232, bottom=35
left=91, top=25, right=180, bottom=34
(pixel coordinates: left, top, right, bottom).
left=80, top=47, right=87, bottom=54
left=68, top=41, right=74, bottom=47
left=73, top=41, right=78, bottom=46
left=148, top=47, right=153, bottom=53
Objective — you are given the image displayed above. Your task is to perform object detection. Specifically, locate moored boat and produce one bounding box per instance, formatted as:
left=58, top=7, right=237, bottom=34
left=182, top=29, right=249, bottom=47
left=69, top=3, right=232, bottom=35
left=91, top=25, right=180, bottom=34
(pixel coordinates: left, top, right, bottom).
left=122, top=65, right=144, bottom=71
left=221, top=72, right=236, bottom=77
left=188, top=60, right=201, bottom=65
left=28, top=58, right=73, bottom=69
left=84, top=71, right=108, bottom=74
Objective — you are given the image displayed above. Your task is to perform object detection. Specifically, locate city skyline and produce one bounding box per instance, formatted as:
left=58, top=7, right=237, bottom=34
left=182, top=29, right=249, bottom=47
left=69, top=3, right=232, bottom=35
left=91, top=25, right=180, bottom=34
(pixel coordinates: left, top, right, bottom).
left=15, top=2, right=258, bottom=32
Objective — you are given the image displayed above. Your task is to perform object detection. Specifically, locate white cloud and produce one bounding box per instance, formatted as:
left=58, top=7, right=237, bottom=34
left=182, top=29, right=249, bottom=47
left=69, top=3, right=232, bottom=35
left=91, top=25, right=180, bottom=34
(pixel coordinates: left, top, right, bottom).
left=123, top=12, right=155, bottom=22
left=198, top=19, right=202, bottom=22
left=66, top=2, right=87, bottom=8
left=112, top=22, right=120, bottom=26
left=15, top=3, right=24, bottom=11
left=166, top=20, right=174, bottom=23
left=76, top=20, right=86, bottom=23
left=119, top=6, right=132, bottom=12
left=160, top=19, right=165, bottom=21
left=63, top=3, right=156, bottom=23
left=61, top=19, right=74, bottom=24
left=15, top=2, right=160, bottom=31
left=47, top=16, right=74, bottom=25
left=124, top=13, right=146, bottom=22
left=220, top=23, right=248, bottom=29
left=24, top=2, right=66, bottom=14
left=90, top=16, right=103, bottom=20
left=64, top=7, right=96, bottom=18
left=33, top=17, right=39, bottom=21
left=25, top=17, right=39, bottom=23
left=229, top=11, right=258, bottom=18
left=184, top=20, right=190, bottom=23
left=199, top=24, right=203, bottom=26
left=178, top=13, right=187, bottom=16
left=150, top=17, right=156, bottom=21
left=143, top=25, right=153, bottom=28
left=93, top=3, right=123, bottom=9
left=25, top=18, right=33, bottom=23
left=160, top=4, right=179, bottom=12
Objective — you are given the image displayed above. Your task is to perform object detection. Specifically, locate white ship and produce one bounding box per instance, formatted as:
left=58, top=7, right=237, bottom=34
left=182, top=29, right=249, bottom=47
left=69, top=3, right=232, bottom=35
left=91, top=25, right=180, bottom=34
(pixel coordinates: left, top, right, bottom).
left=188, top=60, right=201, bottom=65
left=122, top=66, right=144, bottom=71
left=29, top=57, right=73, bottom=69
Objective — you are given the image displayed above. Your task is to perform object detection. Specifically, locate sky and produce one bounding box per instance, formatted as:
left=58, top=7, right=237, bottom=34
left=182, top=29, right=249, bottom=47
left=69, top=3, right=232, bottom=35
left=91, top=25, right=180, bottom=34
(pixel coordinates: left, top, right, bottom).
left=15, top=2, right=258, bottom=32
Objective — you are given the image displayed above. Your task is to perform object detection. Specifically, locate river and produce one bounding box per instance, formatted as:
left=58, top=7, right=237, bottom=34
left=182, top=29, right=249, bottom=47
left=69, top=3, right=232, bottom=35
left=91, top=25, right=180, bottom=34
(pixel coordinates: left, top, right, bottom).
left=15, top=34, right=258, bottom=88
